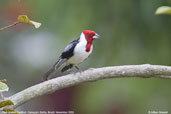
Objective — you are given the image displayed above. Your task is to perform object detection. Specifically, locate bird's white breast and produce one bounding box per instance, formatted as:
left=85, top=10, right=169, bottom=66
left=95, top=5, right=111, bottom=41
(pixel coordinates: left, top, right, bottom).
left=67, top=36, right=93, bottom=65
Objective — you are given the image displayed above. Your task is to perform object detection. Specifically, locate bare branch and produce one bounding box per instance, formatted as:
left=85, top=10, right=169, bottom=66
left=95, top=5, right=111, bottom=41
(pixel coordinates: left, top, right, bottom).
left=7, top=64, right=171, bottom=109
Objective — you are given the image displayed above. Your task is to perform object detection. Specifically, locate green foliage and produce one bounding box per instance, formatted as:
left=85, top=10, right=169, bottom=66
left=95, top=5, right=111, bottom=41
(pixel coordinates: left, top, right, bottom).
left=0, top=100, right=14, bottom=108
left=0, top=100, right=19, bottom=114
left=2, top=108, right=20, bottom=114
left=17, top=15, right=41, bottom=28
left=156, top=6, right=171, bottom=15
left=0, top=82, right=8, bottom=92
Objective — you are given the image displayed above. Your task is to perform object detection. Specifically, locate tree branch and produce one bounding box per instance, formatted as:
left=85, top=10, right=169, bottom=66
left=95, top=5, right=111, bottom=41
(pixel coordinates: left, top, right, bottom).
left=7, top=64, right=171, bottom=109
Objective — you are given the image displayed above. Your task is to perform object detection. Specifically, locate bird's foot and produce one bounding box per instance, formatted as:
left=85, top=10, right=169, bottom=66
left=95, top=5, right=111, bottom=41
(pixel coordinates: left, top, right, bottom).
left=74, top=66, right=83, bottom=72
left=72, top=70, right=82, bottom=75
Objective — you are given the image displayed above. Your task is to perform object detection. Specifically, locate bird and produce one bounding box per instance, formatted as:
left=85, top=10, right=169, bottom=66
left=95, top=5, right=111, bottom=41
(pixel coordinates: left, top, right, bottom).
left=42, top=30, right=100, bottom=81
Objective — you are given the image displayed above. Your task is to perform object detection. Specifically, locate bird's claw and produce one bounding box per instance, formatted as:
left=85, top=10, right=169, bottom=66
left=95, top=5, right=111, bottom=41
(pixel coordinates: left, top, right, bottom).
left=72, top=70, right=82, bottom=75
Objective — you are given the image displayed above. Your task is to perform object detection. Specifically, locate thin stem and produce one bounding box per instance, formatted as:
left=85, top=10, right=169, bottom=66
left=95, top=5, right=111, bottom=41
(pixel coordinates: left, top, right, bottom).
left=0, top=93, right=4, bottom=101
left=0, top=21, right=20, bottom=31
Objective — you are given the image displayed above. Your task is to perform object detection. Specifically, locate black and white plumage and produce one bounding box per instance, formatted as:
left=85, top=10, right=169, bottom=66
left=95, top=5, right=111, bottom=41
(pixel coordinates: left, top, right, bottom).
left=43, top=30, right=100, bottom=81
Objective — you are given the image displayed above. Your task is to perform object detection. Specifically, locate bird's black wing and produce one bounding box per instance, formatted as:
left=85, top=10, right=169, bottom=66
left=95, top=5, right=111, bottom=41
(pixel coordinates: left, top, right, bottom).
left=61, top=38, right=80, bottom=59
left=54, top=38, right=80, bottom=68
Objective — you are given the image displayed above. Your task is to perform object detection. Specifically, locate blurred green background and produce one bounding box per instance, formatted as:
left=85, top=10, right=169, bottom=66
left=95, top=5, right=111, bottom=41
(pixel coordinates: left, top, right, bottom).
left=0, top=0, right=171, bottom=114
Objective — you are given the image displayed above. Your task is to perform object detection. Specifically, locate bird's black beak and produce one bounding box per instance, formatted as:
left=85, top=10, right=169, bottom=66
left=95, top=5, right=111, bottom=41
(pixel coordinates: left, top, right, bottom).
left=93, top=33, right=100, bottom=39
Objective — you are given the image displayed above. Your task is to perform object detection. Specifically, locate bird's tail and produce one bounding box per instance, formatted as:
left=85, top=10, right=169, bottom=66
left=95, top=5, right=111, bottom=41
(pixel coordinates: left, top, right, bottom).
left=42, top=57, right=66, bottom=81
left=42, top=67, right=55, bottom=81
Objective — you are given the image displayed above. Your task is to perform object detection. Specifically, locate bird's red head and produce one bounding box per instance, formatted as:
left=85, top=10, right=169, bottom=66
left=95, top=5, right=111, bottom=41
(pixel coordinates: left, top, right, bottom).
left=83, top=30, right=100, bottom=41
left=82, top=30, right=100, bottom=52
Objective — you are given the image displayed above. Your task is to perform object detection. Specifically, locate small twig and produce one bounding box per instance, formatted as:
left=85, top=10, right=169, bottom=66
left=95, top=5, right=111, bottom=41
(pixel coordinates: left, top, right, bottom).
left=0, top=21, right=20, bottom=31
left=0, top=93, right=4, bottom=101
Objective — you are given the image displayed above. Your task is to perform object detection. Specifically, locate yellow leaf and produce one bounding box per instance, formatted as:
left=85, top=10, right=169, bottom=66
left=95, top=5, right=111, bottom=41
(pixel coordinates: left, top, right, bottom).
left=17, top=15, right=42, bottom=28
left=0, top=100, right=14, bottom=108
left=3, top=108, right=19, bottom=114
left=30, top=20, right=42, bottom=28
left=0, top=82, right=9, bottom=92
left=155, top=6, right=171, bottom=15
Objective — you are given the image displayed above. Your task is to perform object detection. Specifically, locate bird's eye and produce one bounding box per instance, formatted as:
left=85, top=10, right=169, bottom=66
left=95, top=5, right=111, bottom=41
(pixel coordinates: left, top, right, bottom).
left=88, top=33, right=93, bottom=36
